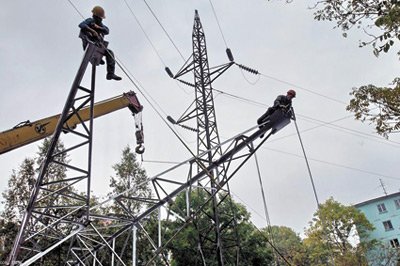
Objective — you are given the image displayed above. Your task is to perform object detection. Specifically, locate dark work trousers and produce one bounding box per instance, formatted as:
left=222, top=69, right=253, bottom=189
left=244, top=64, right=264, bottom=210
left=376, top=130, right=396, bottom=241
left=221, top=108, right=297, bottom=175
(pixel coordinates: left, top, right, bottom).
left=257, top=107, right=275, bottom=125
left=82, top=41, right=116, bottom=75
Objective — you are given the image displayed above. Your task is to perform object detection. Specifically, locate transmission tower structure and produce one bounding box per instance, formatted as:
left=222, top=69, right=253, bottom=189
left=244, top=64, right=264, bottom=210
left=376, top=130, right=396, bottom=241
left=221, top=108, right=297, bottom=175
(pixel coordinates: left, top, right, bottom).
left=166, top=10, right=238, bottom=266
left=7, top=11, right=294, bottom=266
left=7, top=43, right=113, bottom=265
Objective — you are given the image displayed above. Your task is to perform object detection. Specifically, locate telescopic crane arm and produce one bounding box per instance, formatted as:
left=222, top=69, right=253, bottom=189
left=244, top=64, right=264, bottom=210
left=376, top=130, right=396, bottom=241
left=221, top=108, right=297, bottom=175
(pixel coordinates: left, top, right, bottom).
left=0, top=91, right=144, bottom=155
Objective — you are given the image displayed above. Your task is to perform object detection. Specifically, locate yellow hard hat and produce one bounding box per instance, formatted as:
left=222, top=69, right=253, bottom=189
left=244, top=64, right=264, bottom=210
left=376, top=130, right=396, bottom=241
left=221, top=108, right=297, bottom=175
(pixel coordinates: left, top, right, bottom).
left=92, top=6, right=105, bottom=19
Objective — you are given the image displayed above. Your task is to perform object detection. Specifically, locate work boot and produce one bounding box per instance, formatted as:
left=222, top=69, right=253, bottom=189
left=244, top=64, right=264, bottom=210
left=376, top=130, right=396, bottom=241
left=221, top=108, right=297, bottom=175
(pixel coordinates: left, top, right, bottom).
left=106, top=73, right=122, bottom=81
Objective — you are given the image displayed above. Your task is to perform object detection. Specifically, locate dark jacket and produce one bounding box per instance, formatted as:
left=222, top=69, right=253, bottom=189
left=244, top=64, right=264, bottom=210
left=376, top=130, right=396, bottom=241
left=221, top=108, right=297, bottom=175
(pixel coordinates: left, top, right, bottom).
left=272, top=95, right=292, bottom=110
left=79, top=16, right=109, bottom=45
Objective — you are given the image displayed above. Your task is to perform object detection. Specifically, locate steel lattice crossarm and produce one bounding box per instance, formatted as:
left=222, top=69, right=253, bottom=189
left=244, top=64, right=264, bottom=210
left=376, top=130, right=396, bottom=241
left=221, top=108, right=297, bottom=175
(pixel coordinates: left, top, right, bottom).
left=65, top=110, right=292, bottom=265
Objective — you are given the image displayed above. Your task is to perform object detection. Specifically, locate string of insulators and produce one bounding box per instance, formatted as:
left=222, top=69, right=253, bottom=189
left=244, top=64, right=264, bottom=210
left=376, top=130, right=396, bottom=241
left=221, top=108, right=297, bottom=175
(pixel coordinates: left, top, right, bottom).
left=167, top=115, right=198, bottom=132
left=236, top=63, right=259, bottom=75
left=226, top=48, right=234, bottom=62
left=165, top=67, right=174, bottom=78
left=179, top=124, right=198, bottom=132
left=177, top=79, right=195, bottom=87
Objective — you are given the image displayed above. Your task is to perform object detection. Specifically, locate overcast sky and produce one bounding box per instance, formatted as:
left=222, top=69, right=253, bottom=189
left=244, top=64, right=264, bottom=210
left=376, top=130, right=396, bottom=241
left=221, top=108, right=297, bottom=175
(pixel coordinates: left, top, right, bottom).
left=1, top=0, right=400, bottom=236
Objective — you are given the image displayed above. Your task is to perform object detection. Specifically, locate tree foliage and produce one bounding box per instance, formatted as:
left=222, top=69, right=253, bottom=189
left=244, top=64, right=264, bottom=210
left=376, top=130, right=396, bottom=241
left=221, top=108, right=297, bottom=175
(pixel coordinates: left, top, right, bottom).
left=267, top=226, right=309, bottom=265
left=304, top=198, right=374, bottom=266
left=0, top=138, right=71, bottom=263
left=2, top=158, right=35, bottom=221
left=109, top=145, right=151, bottom=215
left=105, top=145, right=159, bottom=264
left=165, top=190, right=273, bottom=266
left=312, top=0, right=400, bottom=56
left=347, top=78, right=400, bottom=138
left=307, top=1, right=400, bottom=138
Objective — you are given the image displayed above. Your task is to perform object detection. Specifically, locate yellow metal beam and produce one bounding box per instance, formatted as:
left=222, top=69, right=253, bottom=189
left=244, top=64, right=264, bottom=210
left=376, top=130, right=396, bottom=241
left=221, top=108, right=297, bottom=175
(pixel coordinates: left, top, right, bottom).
left=0, top=92, right=140, bottom=154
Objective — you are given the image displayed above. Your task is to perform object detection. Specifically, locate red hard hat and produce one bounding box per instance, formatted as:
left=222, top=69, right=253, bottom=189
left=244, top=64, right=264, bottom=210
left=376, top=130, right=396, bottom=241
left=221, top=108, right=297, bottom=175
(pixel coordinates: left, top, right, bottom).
left=287, top=89, right=296, bottom=98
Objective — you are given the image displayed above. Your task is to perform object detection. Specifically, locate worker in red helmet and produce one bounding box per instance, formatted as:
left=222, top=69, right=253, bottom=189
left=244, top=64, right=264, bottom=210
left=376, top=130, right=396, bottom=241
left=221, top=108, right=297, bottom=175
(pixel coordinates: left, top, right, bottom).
left=257, top=89, right=296, bottom=127
left=79, top=6, right=122, bottom=81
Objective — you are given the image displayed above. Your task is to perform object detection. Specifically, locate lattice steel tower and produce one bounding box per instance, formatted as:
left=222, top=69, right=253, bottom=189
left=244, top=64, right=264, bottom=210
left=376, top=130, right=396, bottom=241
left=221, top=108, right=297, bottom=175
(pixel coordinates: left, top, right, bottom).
left=167, top=10, right=237, bottom=266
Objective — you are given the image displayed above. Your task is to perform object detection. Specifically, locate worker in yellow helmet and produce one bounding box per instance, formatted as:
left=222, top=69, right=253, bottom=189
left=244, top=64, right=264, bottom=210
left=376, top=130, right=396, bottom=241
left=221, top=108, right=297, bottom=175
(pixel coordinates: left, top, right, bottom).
left=79, top=6, right=122, bottom=81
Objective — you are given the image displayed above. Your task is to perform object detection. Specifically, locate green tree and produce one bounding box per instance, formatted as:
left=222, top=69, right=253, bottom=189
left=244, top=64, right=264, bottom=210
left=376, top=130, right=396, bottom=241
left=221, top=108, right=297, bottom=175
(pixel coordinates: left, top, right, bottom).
left=307, top=0, right=400, bottom=137
left=266, top=225, right=309, bottom=265
left=165, top=190, right=273, bottom=266
left=109, top=145, right=151, bottom=215
left=2, top=158, right=36, bottom=221
left=0, top=158, right=36, bottom=262
left=0, top=138, right=71, bottom=264
left=101, top=145, right=157, bottom=265
left=304, top=198, right=374, bottom=266
left=346, top=78, right=400, bottom=138
left=312, top=0, right=400, bottom=57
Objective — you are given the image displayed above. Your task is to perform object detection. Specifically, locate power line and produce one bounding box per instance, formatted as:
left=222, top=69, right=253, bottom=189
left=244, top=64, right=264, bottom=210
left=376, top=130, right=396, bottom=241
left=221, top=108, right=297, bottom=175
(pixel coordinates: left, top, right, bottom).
left=259, top=72, right=348, bottom=105
left=142, top=0, right=186, bottom=61
left=212, top=90, right=400, bottom=148
left=208, top=0, right=229, bottom=48
left=65, top=0, right=221, bottom=191
left=122, top=0, right=167, bottom=66
left=66, top=0, right=84, bottom=19
left=68, top=0, right=400, bottom=207
left=126, top=0, right=358, bottom=139
left=123, top=0, right=351, bottom=124
left=263, top=146, right=400, bottom=181
left=295, top=113, right=400, bottom=147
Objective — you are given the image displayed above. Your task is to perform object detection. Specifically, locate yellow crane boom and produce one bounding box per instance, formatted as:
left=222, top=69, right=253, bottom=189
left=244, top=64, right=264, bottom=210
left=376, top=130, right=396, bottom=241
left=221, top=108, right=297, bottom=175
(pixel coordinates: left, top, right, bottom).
left=0, top=91, right=144, bottom=155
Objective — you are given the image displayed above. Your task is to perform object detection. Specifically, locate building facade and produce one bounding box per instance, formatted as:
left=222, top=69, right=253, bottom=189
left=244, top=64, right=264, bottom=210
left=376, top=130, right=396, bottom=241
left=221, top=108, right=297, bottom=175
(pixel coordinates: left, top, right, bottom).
left=355, top=192, right=400, bottom=265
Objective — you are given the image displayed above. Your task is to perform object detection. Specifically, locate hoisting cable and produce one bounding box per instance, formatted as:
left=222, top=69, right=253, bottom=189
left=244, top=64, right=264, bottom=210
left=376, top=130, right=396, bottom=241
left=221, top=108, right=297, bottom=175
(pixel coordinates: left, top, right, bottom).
left=143, top=0, right=186, bottom=62
left=254, top=152, right=279, bottom=264
left=292, top=108, right=320, bottom=207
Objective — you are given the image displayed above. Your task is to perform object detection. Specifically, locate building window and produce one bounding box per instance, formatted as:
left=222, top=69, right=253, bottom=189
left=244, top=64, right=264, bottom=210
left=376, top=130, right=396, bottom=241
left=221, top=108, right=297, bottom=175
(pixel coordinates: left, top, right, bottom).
left=377, top=203, right=387, bottom=213
left=394, top=199, right=400, bottom=209
left=383, top=220, right=394, bottom=231
left=390, top=238, right=400, bottom=248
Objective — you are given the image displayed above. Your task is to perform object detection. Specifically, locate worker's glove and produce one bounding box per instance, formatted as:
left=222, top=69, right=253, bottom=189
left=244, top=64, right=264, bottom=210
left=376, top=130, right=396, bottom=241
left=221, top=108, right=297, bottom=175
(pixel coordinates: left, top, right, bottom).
left=88, top=30, right=98, bottom=38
